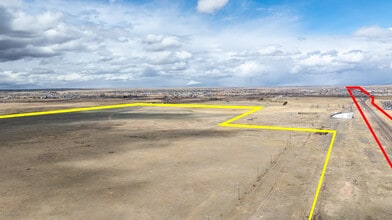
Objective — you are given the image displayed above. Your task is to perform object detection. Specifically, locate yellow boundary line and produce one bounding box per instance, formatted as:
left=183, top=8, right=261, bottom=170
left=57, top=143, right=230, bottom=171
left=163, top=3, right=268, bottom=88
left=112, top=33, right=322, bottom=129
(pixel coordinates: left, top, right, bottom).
left=0, top=102, right=336, bottom=219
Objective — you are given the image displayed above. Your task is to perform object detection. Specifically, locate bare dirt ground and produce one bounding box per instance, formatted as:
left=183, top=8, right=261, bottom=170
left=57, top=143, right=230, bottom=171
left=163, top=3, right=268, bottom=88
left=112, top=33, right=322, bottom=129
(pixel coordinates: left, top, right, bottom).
left=1, top=97, right=392, bottom=219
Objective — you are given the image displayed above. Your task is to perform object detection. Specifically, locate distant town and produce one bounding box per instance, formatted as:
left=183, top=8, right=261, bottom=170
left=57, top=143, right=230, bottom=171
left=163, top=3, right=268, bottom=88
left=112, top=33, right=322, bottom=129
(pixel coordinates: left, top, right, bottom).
left=1, top=86, right=392, bottom=104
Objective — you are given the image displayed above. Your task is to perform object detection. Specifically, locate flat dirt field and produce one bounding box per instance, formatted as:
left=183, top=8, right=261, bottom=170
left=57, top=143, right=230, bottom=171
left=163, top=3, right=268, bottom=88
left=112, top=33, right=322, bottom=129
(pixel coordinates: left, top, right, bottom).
left=1, top=97, right=392, bottom=219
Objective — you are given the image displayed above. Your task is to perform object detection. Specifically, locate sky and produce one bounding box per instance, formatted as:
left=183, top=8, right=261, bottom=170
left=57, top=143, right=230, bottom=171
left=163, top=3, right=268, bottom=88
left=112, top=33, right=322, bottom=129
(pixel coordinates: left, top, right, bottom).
left=0, top=0, right=392, bottom=88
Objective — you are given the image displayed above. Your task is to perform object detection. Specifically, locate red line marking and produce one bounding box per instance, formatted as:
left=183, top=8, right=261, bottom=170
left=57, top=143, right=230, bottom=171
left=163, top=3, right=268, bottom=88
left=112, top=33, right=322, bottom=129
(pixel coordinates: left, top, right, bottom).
left=347, top=86, right=392, bottom=120
left=346, top=86, right=392, bottom=168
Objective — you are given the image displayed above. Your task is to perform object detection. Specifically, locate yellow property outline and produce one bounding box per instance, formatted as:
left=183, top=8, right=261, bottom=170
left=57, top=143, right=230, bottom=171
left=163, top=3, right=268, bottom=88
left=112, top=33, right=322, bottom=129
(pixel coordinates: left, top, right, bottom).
left=0, top=102, right=336, bottom=219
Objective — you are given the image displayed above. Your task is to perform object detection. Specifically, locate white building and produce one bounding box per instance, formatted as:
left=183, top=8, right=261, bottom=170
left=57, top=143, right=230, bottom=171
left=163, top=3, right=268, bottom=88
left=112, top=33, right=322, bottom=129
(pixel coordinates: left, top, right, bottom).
left=331, top=112, right=354, bottom=119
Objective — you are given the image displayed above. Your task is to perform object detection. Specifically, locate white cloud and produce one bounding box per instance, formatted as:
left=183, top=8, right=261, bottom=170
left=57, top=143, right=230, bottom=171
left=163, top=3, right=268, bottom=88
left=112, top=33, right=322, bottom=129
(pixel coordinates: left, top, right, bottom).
left=145, top=34, right=163, bottom=44
left=144, top=34, right=182, bottom=51
left=0, top=70, right=27, bottom=84
left=0, top=0, right=391, bottom=88
left=258, top=45, right=284, bottom=56
left=0, top=0, right=21, bottom=8
left=236, top=62, right=265, bottom=76
left=338, top=50, right=364, bottom=63
left=12, top=11, right=63, bottom=32
left=354, top=26, right=392, bottom=39
left=186, top=80, right=201, bottom=86
left=299, top=53, right=335, bottom=67
left=197, top=0, right=229, bottom=14
left=176, top=51, right=192, bottom=60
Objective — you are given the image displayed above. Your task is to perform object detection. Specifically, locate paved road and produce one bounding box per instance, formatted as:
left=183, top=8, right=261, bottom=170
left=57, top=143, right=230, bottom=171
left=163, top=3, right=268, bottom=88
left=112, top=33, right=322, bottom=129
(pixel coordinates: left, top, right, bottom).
left=360, top=98, right=392, bottom=153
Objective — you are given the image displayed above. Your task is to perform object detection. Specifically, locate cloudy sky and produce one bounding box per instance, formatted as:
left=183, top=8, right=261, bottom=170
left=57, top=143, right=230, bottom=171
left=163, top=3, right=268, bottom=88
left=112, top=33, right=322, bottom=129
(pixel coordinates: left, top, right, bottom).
left=1, top=0, right=392, bottom=89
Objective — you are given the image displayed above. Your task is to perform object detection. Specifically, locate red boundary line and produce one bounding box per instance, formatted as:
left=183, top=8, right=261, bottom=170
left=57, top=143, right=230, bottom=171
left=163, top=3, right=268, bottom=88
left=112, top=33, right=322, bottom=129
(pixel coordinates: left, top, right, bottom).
left=346, top=86, right=392, bottom=168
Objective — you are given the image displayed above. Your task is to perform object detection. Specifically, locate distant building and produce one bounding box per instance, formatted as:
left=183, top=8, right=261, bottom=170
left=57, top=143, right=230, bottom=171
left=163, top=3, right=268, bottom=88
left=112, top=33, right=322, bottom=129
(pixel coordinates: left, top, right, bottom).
left=382, top=101, right=392, bottom=110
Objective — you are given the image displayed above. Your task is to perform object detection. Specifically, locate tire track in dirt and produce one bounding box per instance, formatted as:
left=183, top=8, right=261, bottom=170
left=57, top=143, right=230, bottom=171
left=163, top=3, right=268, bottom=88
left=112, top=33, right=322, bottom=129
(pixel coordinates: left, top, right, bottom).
left=252, top=132, right=313, bottom=218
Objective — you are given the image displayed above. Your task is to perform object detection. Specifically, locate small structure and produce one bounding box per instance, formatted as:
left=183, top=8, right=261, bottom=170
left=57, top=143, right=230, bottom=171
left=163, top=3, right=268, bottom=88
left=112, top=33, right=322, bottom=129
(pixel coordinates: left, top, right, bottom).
left=331, top=112, right=354, bottom=119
